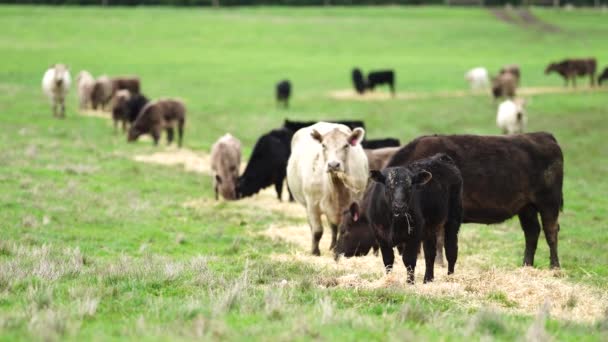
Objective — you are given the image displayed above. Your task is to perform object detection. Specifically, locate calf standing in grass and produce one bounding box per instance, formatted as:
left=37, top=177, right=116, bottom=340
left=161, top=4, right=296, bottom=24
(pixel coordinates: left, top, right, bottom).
left=367, top=154, right=463, bottom=284
left=545, top=58, right=596, bottom=87
left=91, top=75, right=114, bottom=110
left=76, top=70, right=95, bottom=110
left=42, top=64, right=71, bottom=118
left=366, top=70, right=396, bottom=96
left=287, top=122, right=369, bottom=256
left=211, top=134, right=241, bottom=201
left=497, top=98, right=527, bottom=135
left=127, top=99, right=186, bottom=147
left=276, top=80, right=291, bottom=108
left=237, top=128, right=294, bottom=201
left=465, top=67, right=490, bottom=90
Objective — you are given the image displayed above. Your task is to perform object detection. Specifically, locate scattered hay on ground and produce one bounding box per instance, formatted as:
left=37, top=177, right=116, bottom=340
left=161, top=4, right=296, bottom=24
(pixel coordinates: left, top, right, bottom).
left=133, top=147, right=211, bottom=174
left=262, top=223, right=608, bottom=324
left=328, top=86, right=607, bottom=102
left=78, top=110, right=110, bottom=119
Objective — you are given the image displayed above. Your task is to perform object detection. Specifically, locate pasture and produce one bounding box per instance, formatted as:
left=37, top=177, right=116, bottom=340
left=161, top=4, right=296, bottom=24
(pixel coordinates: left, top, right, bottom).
left=1, top=5, right=607, bottom=340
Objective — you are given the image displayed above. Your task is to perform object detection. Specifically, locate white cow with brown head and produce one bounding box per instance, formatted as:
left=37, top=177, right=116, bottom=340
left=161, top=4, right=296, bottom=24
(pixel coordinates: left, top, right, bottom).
left=287, top=122, right=369, bottom=256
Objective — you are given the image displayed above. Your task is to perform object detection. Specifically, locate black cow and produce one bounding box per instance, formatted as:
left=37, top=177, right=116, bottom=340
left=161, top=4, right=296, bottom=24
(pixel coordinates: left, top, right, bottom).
left=367, top=70, right=395, bottom=96
left=276, top=80, right=291, bottom=108
left=352, top=68, right=366, bottom=94
left=237, top=128, right=294, bottom=201
left=283, top=119, right=365, bottom=132
left=334, top=201, right=379, bottom=258
left=361, top=138, right=400, bottom=150
left=387, top=133, right=564, bottom=269
left=366, top=154, right=463, bottom=284
left=598, top=67, right=608, bottom=85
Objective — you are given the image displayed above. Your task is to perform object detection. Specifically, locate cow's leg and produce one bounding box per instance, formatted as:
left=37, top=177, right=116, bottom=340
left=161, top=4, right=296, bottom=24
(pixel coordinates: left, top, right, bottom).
left=401, top=239, right=419, bottom=284
left=444, top=223, right=458, bottom=275
left=60, top=98, right=65, bottom=118
left=390, top=82, right=395, bottom=97
left=52, top=101, right=57, bottom=117
left=377, top=238, right=395, bottom=274
left=306, top=203, right=323, bottom=256
left=113, top=119, right=118, bottom=133
left=151, top=128, right=161, bottom=146
left=518, top=204, right=541, bottom=267
left=329, top=223, right=338, bottom=251
left=572, top=76, right=576, bottom=88
left=274, top=178, right=283, bottom=201
left=539, top=206, right=560, bottom=269
left=214, top=184, right=219, bottom=201
left=287, top=185, right=295, bottom=202
left=122, top=120, right=127, bottom=133
left=166, top=127, right=174, bottom=145
left=435, top=225, right=445, bottom=266
left=590, top=73, right=595, bottom=87
left=422, top=234, right=437, bottom=283
left=177, top=121, right=184, bottom=148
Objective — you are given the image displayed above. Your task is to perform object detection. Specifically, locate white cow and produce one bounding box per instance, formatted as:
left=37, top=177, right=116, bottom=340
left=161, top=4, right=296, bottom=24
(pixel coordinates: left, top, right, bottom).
left=287, top=122, right=369, bottom=256
left=497, top=98, right=527, bottom=134
left=465, top=67, right=490, bottom=91
left=42, top=64, right=71, bottom=118
left=76, top=70, right=95, bottom=110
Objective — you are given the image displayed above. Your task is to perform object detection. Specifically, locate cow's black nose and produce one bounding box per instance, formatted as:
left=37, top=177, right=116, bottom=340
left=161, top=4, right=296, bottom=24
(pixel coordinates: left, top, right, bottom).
left=327, top=161, right=341, bottom=171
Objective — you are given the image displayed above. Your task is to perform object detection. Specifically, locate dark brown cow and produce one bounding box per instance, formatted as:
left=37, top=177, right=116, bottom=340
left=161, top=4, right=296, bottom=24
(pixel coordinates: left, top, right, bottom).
left=545, top=58, right=596, bottom=87
left=387, top=133, right=564, bottom=269
left=127, top=99, right=186, bottom=147
left=598, top=67, right=608, bottom=86
left=112, top=76, right=141, bottom=94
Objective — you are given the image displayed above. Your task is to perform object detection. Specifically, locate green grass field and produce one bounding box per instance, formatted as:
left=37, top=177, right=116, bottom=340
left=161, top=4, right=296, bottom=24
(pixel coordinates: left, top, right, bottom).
left=1, top=5, right=608, bottom=341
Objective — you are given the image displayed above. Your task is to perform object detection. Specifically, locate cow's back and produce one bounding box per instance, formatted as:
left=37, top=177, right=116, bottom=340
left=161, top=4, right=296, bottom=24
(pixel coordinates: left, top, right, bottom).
left=389, top=133, right=563, bottom=223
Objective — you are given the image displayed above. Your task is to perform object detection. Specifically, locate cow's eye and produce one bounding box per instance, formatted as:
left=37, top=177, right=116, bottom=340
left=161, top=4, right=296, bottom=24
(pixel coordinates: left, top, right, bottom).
left=321, top=144, right=327, bottom=150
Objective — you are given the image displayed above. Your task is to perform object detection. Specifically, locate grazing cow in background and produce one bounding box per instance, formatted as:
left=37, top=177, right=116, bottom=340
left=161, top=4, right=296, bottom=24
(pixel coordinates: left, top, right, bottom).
left=492, top=72, right=517, bottom=99
left=598, top=67, right=608, bottom=85
left=364, top=147, right=400, bottom=171
left=545, top=58, right=597, bottom=87
left=111, top=90, right=132, bottom=132
left=367, top=70, right=396, bottom=96
left=352, top=68, right=366, bottom=94
left=387, top=133, right=564, bottom=268
left=334, top=201, right=379, bottom=258
left=497, top=98, right=527, bottom=135
left=123, top=93, right=149, bottom=123
left=111, top=76, right=141, bottom=94
left=76, top=70, right=95, bottom=110
left=283, top=119, right=365, bottom=133
left=211, top=134, right=242, bottom=201
left=367, top=154, right=463, bottom=284
left=276, top=80, right=291, bottom=108
left=499, top=64, right=521, bottom=84
left=91, top=75, right=114, bottom=110
left=361, top=138, right=400, bottom=150
left=465, top=67, right=490, bottom=90
left=127, top=99, right=186, bottom=147
left=287, top=122, right=369, bottom=256
left=237, top=127, right=294, bottom=201
left=42, top=64, right=71, bottom=118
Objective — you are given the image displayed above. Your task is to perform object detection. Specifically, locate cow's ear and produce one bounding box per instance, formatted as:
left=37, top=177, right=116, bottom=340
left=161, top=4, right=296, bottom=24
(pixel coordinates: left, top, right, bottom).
left=349, top=202, right=360, bottom=222
left=348, top=127, right=365, bottom=146
left=369, top=170, right=385, bottom=184
left=311, top=129, right=323, bottom=143
left=413, top=170, right=432, bottom=186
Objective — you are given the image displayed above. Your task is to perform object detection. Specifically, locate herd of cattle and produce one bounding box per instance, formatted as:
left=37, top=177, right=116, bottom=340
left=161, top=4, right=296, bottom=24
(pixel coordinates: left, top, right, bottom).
left=41, top=60, right=573, bottom=284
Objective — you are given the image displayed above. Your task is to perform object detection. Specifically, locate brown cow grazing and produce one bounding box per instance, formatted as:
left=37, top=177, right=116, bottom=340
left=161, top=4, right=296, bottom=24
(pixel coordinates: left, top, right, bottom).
left=492, top=72, right=517, bottom=99
left=388, top=133, right=564, bottom=269
left=598, top=67, right=608, bottom=86
left=111, top=90, right=131, bottom=132
left=499, top=64, right=521, bottom=84
left=112, top=76, right=140, bottom=94
left=127, top=99, right=186, bottom=147
left=210, top=134, right=242, bottom=201
left=545, top=58, right=596, bottom=87
left=91, top=75, right=113, bottom=110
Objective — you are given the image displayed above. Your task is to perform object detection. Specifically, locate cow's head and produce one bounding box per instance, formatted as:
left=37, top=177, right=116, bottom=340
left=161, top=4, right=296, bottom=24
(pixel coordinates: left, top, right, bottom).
left=53, top=64, right=68, bottom=86
left=369, top=167, right=432, bottom=219
left=545, top=63, right=557, bottom=75
left=311, top=127, right=364, bottom=174
left=334, top=202, right=371, bottom=259
left=215, top=164, right=239, bottom=200
left=127, top=126, right=141, bottom=142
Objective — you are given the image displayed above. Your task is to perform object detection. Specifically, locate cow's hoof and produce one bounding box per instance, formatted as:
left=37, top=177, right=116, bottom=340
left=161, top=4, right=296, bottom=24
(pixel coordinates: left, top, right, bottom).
left=312, top=249, right=321, bottom=256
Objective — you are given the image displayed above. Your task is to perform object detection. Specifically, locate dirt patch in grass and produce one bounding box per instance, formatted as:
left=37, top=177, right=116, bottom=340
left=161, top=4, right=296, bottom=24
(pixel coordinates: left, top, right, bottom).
left=133, top=147, right=212, bottom=174
left=262, top=223, right=608, bottom=324
left=78, top=110, right=111, bottom=119
left=329, top=86, right=607, bottom=102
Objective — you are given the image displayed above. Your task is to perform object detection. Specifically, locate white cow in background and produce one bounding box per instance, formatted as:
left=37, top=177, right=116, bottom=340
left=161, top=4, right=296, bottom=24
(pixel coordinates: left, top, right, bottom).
left=76, top=70, right=95, bottom=110
left=42, top=64, right=71, bottom=118
left=465, top=67, right=490, bottom=91
left=287, top=122, right=369, bottom=256
left=497, top=98, right=527, bottom=134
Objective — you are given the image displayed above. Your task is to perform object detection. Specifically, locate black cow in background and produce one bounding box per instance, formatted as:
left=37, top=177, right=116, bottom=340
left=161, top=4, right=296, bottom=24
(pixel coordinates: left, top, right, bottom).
left=276, top=80, right=291, bottom=108
left=598, top=67, right=608, bottom=85
left=236, top=127, right=294, bottom=201
left=367, top=70, right=395, bottom=96
left=352, top=68, right=366, bottom=94
left=361, top=138, right=400, bottom=150
left=283, top=119, right=365, bottom=132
